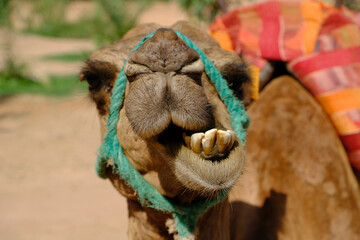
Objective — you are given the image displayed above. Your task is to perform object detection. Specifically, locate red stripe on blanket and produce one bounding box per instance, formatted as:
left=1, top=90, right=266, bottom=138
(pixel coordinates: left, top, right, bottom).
left=291, top=46, right=360, bottom=79
left=320, top=12, right=355, bottom=35
left=349, top=150, right=360, bottom=170
left=340, top=132, right=360, bottom=152
left=259, top=1, right=281, bottom=60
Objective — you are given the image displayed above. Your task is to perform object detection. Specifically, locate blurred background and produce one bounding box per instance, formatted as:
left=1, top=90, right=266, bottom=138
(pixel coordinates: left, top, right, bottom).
left=0, top=0, right=359, bottom=239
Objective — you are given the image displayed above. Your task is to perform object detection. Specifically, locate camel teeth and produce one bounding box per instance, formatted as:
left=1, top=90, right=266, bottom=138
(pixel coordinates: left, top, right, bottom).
left=226, top=130, right=236, bottom=152
left=190, top=133, right=205, bottom=154
left=183, top=133, right=191, bottom=149
left=217, top=130, right=231, bottom=153
left=202, top=129, right=217, bottom=156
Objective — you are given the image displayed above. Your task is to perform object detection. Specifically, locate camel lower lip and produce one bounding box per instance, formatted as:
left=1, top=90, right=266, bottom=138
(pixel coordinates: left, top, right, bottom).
left=172, top=144, right=245, bottom=193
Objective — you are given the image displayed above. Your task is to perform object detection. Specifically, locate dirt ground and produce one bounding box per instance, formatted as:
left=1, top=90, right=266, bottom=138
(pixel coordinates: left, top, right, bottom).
left=0, top=2, right=187, bottom=240
left=0, top=95, right=129, bottom=240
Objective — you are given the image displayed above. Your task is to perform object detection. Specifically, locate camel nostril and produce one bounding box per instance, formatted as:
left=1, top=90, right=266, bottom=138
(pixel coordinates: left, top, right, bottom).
left=164, top=88, right=170, bottom=105
left=124, top=62, right=152, bottom=79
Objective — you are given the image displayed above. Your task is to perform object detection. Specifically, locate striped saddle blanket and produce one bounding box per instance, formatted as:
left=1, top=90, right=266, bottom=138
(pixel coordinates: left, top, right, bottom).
left=210, top=0, right=360, bottom=170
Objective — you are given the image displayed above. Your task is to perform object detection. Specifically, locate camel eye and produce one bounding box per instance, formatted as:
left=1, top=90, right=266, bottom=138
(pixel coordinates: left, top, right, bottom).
left=82, top=71, right=102, bottom=91
left=81, top=60, right=118, bottom=91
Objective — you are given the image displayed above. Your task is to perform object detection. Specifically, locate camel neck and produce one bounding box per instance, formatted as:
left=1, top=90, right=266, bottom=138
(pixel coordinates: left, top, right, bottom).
left=126, top=198, right=231, bottom=240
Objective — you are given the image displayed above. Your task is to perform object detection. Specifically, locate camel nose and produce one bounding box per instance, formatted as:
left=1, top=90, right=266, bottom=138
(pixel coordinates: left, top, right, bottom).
left=152, top=28, right=179, bottom=41
left=126, top=28, right=200, bottom=73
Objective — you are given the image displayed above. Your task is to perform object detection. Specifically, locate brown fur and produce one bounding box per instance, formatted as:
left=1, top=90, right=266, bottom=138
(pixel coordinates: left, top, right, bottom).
left=81, top=22, right=360, bottom=239
left=230, top=76, right=360, bottom=240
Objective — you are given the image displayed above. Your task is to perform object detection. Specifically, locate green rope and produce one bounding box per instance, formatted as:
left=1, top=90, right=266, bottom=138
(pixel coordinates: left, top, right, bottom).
left=175, top=31, right=250, bottom=142
left=95, top=30, right=250, bottom=238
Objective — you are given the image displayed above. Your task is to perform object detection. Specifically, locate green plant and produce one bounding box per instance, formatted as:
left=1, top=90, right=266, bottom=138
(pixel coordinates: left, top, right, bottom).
left=91, top=0, right=157, bottom=45
left=24, top=19, right=95, bottom=39
left=0, top=56, right=29, bottom=80
left=176, top=0, right=220, bottom=21
left=0, top=46, right=86, bottom=96
left=343, top=0, right=360, bottom=11
left=92, top=0, right=137, bottom=45
left=0, top=0, right=90, bottom=96
left=21, top=0, right=146, bottom=45
left=0, top=74, right=87, bottom=96
left=22, top=0, right=98, bottom=39
left=0, top=0, right=11, bottom=25
left=43, top=75, right=87, bottom=95
left=42, top=51, right=92, bottom=62
left=0, top=57, right=43, bottom=96
left=26, top=0, right=70, bottom=28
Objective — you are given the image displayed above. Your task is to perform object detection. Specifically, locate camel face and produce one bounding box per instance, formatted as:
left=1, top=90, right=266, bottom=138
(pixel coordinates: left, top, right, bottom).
left=81, top=22, right=250, bottom=200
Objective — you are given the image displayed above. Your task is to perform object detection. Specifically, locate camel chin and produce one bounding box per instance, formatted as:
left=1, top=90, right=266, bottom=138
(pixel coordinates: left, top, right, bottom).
left=173, top=141, right=244, bottom=194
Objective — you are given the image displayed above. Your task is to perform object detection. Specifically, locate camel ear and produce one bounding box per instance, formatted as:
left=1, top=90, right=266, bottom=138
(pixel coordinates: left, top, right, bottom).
left=80, top=60, right=118, bottom=92
left=217, top=62, right=255, bottom=107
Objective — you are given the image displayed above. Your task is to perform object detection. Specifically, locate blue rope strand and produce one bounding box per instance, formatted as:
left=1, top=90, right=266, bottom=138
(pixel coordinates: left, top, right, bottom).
left=95, top=31, right=249, bottom=238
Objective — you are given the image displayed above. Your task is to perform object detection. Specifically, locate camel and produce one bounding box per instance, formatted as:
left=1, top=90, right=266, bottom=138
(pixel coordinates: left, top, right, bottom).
left=80, top=21, right=360, bottom=240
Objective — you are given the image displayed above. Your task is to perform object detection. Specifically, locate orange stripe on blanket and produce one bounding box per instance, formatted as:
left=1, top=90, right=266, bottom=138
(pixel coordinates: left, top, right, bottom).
left=209, top=30, right=235, bottom=52
left=249, top=65, right=260, bottom=100
left=300, top=0, right=324, bottom=54
left=316, top=88, right=360, bottom=113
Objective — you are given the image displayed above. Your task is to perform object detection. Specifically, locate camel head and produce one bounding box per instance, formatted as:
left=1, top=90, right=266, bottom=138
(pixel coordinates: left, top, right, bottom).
left=80, top=22, right=252, bottom=202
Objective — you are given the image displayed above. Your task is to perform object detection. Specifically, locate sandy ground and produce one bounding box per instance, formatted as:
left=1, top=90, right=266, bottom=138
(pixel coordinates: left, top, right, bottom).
left=0, top=95, right=129, bottom=240
left=0, top=29, right=94, bottom=82
left=0, top=1, right=188, bottom=240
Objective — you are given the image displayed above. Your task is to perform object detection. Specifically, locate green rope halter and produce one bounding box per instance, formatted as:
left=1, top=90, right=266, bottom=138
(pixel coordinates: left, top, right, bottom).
left=95, top=30, right=250, bottom=239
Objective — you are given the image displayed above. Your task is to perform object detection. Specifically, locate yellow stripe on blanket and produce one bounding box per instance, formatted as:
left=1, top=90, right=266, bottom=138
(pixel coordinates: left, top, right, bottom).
left=316, top=88, right=360, bottom=113
left=330, top=112, right=360, bottom=135
left=249, top=65, right=260, bottom=100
